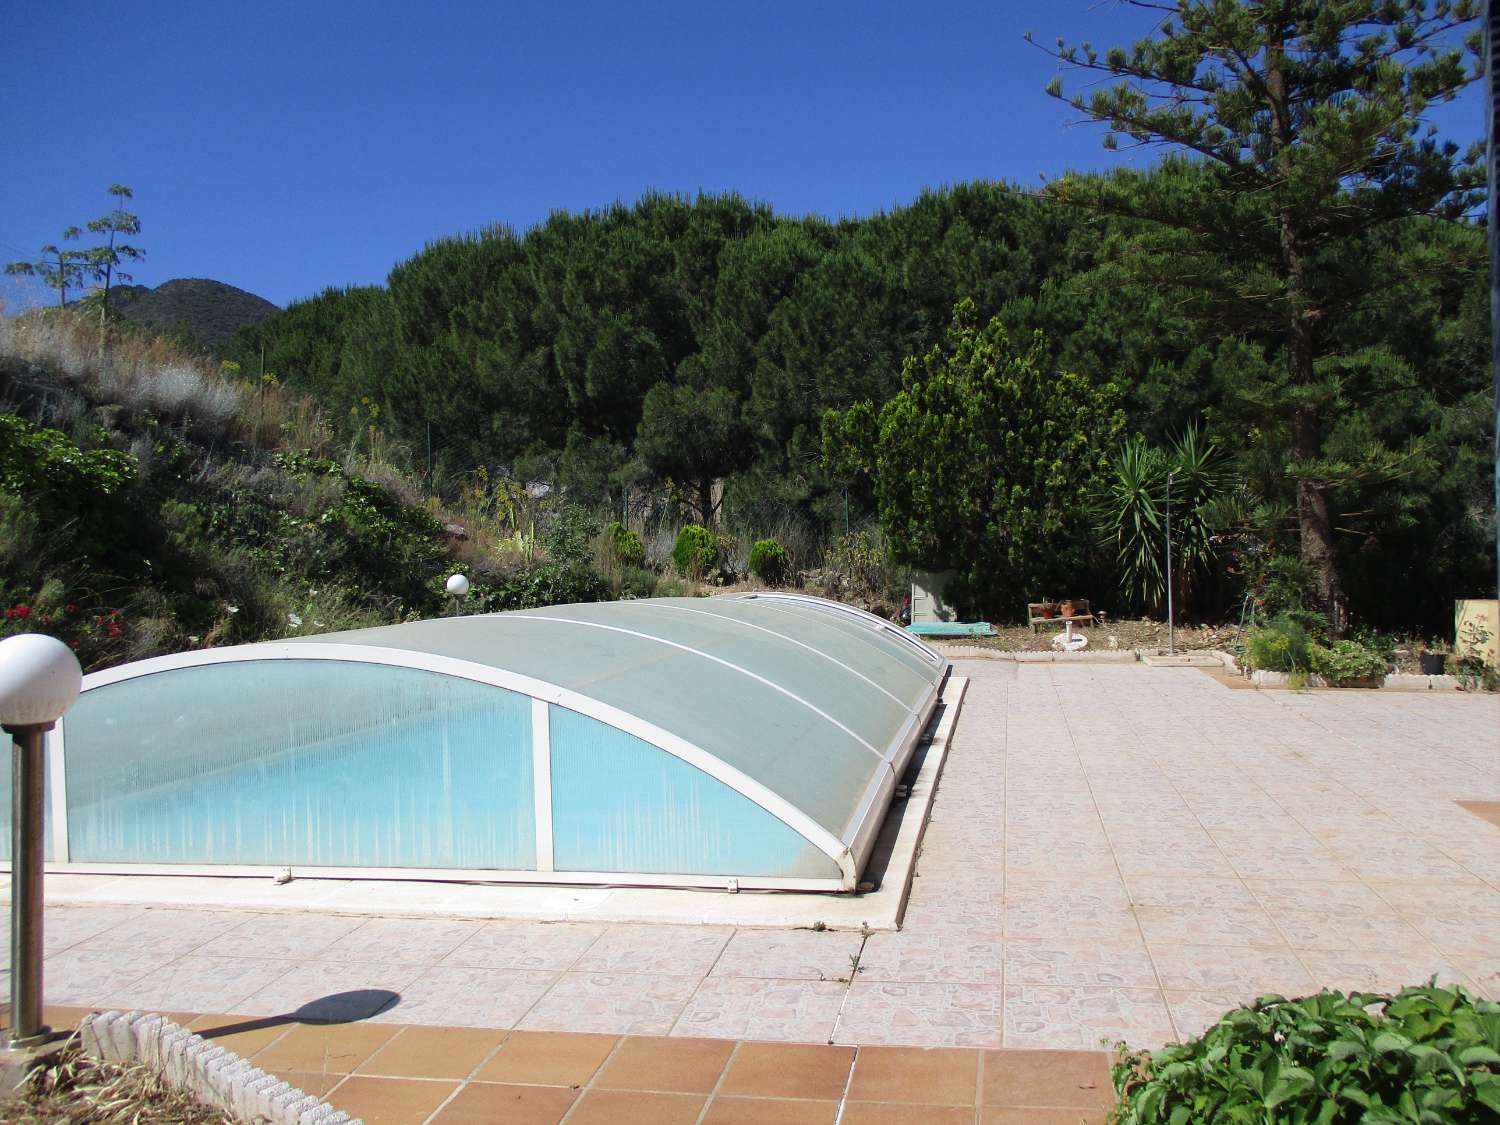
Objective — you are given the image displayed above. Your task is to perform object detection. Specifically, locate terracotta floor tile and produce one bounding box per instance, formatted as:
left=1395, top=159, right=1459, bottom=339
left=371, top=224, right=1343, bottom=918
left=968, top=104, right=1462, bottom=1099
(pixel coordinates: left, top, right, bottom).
left=595, top=1034, right=735, bottom=1093
left=356, top=1025, right=506, bottom=1079
left=474, top=1029, right=618, bottom=1086
left=429, top=1081, right=577, bottom=1124
left=270, top=1069, right=342, bottom=1098
left=187, top=1012, right=295, bottom=1058
left=702, top=1095, right=840, bottom=1124
left=0, top=1005, right=100, bottom=1033
left=980, top=1049, right=1112, bottom=1108
left=324, top=1075, right=459, bottom=1124
left=840, top=1103, right=975, bottom=1124
left=565, top=1088, right=706, bottom=1125
left=981, top=1108, right=1110, bottom=1124
left=252, top=1020, right=401, bottom=1074
left=847, top=1045, right=980, bottom=1106
left=719, top=1041, right=855, bottom=1101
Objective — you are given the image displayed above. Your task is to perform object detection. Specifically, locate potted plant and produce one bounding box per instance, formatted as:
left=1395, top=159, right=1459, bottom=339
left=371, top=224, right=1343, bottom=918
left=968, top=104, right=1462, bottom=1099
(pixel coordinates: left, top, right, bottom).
left=1061, top=598, right=1078, bottom=618
left=1039, top=601, right=1056, bottom=619
left=1309, top=639, right=1388, bottom=688
left=1418, top=650, right=1447, bottom=675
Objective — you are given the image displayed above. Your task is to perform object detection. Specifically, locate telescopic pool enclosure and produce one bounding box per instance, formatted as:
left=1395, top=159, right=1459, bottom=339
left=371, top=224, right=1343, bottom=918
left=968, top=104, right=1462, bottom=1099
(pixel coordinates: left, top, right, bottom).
left=10, top=595, right=947, bottom=892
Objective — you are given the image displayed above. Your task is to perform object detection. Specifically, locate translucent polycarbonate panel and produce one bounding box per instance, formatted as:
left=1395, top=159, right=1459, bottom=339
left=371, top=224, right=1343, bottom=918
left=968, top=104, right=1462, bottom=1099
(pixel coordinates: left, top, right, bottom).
left=670, top=599, right=937, bottom=708
left=739, top=596, right=943, bottom=680
left=526, top=600, right=910, bottom=753
left=548, top=705, right=840, bottom=880
left=62, top=661, right=533, bottom=868
left=291, top=594, right=947, bottom=837
left=0, top=731, right=54, bottom=861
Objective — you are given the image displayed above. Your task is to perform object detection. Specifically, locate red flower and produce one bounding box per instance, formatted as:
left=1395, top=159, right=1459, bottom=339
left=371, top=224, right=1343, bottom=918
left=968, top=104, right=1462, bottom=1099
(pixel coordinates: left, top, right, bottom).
left=10, top=606, right=29, bottom=620
left=65, top=604, right=78, bottom=614
left=106, top=624, right=123, bottom=638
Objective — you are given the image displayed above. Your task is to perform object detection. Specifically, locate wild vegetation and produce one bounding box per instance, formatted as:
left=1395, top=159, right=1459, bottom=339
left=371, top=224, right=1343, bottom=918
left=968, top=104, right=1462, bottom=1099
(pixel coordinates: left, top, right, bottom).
left=218, top=2, right=1495, bottom=640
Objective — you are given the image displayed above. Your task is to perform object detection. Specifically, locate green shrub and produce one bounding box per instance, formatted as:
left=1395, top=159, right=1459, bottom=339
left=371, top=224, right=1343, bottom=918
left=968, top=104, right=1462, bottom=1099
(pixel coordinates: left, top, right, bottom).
left=1310, top=639, right=1389, bottom=686
left=748, top=538, right=791, bottom=585
left=1111, top=983, right=1500, bottom=1123
left=618, top=566, right=657, bottom=599
left=602, top=521, right=645, bottom=568
left=473, top=561, right=608, bottom=611
left=672, top=524, right=719, bottom=577
left=1245, top=616, right=1312, bottom=673
left=545, top=504, right=600, bottom=567
left=1455, top=621, right=1498, bottom=693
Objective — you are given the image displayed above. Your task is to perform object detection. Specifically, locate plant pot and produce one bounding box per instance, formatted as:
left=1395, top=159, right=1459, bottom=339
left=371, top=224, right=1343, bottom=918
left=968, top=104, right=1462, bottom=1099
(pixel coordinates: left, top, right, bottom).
left=1040, top=605, right=1055, bottom=619
left=1419, top=652, right=1447, bottom=675
left=1060, top=600, right=1077, bottom=618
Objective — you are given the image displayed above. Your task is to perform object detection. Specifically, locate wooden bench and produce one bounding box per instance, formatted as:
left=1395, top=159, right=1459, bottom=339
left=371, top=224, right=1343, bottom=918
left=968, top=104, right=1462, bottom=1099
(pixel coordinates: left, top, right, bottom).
left=1027, top=599, right=1096, bottom=632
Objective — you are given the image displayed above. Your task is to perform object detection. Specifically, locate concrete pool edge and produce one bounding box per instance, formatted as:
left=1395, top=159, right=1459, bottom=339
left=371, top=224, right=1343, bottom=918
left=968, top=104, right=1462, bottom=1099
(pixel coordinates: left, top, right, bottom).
left=6, top=678, right=969, bottom=933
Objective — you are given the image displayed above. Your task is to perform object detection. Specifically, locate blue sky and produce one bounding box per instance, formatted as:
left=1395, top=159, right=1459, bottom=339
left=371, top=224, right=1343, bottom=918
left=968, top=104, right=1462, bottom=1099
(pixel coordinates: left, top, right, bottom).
left=3, top=1, right=1485, bottom=310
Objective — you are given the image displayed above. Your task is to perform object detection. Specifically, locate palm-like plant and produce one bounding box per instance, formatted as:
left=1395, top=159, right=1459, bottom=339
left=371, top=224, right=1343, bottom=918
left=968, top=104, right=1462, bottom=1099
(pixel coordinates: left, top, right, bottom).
left=1098, top=424, right=1234, bottom=618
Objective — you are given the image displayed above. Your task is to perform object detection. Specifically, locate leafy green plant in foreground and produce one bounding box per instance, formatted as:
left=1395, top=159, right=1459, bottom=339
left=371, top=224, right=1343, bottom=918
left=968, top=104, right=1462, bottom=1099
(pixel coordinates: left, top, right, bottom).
left=1111, top=983, right=1500, bottom=1124
left=1244, top=616, right=1313, bottom=674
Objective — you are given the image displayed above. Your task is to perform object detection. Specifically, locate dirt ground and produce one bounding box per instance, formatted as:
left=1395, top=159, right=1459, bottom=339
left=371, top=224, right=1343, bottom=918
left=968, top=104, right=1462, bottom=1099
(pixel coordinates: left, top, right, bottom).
left=0, top=1045, right=231, bottom=1125
left=946, top=617, right=1240, bottom=654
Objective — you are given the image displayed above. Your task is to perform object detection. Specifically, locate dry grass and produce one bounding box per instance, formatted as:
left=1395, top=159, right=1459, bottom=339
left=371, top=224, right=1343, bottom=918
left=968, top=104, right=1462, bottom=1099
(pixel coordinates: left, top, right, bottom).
left=1, top=309, right=333, bottom=453
left=1, top=1044, right=233, bottom=1125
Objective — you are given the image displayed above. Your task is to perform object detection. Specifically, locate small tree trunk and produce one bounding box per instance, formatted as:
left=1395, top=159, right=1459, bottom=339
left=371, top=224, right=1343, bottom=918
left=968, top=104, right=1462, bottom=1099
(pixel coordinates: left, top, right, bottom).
left=696, top=479, right=716, bottom=528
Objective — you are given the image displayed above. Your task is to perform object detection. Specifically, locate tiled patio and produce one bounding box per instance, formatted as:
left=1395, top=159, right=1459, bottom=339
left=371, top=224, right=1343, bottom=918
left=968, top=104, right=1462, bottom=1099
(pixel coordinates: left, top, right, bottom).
left=8, top=1007, right=1117, bottom=1124
left=6, top=661, right=1500, bottom=1069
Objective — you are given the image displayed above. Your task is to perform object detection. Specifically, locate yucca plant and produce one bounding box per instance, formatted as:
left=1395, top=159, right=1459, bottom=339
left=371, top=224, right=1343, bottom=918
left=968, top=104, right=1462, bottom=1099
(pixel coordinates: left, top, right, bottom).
left=1097, top=424, right=1235, bottom=618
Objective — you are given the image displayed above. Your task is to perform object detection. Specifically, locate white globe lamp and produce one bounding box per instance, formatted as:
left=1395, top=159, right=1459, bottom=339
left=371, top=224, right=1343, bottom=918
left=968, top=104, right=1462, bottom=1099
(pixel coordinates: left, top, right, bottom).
left=0, top=632, right=82, bottom=733
left=445, top=573, right=470, bottom=598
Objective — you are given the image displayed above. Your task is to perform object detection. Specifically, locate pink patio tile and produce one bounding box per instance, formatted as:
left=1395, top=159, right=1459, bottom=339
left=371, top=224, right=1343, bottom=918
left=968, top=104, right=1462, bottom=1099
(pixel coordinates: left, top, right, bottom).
left=1295, top=949, right=1476, bottom=996
left=857, top=930, right=1003, bottom=987
left=1164, top=991, right=1252, bottom=1042
left=1146, top=943, right=1315, bottom=997
left=105, top=954, right=294, bottom=1013
left=672, top=976, right=846, bottom=1041
left=709, top=929, right=864, bottom=982
left=74, top=908, right=246, bottom=956
left=1111, top=848, right=1236, bottom=879
left=1366, top=881, right=1500, bottom=954
left=1451, top=958, right=1500, bottom=1000
left=196, top=913, right=367, bottom=960
left=318, top=917, right=484, bottom=965
left=1003, top=898, right=1138, bottom=944
left=441, top=921, right=606, bottom=971
left=518, top=971, right=699, bottom=1036
left=38, top=906, right=148, bottom=955
left=1004, top=875, right=1129, bottom=905
left=1004, top=940, right=1159, bottom=990
left=1125, top=878, right=1256, bottom=911
left=834, top=980, right=1003, bottom=1048
left=1002, top=985, right=1175, bottom=1051
left=1132, top=903, right=1282, bottom=949
left=1247, top=880, right=1423, bottom=951
left=234, top=959, right=423, bottom=1020
left=573, top=925, right=734, bottom=977
left=44, top=948, right=177, bottom=1007
left=367, top=964, right=557, bottom=1028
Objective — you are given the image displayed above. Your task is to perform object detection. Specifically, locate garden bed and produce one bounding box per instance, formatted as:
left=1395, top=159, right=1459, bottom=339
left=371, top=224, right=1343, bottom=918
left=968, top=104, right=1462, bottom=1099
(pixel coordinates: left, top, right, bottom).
left=1, top=1045, right=231, bottom=1125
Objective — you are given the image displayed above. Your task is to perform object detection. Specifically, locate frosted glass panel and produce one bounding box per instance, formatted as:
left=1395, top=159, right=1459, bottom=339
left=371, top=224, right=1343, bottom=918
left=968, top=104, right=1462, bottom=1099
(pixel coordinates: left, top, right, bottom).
left=62, top=661, right=533, bottom=869
left=0, top=732, right=54, bottom=862
left=549, top=705, right=840, bottom=880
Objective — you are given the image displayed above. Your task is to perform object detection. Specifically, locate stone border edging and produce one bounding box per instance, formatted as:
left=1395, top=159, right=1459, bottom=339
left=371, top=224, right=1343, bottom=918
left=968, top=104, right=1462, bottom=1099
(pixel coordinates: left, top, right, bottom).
left=78, top=1011, right=358, bottom=1125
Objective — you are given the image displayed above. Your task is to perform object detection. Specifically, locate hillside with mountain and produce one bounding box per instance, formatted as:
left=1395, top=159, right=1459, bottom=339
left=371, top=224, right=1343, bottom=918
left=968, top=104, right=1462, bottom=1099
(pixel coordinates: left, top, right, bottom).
left=108, top=278, right=279, bottom=347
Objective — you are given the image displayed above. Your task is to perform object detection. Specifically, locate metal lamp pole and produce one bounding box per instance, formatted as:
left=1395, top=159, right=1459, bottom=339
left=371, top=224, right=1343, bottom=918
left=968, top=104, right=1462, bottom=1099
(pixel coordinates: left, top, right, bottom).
left=0, top=634, right=82, bottom=1052
left=1165, top=469, right=1176, bottom=657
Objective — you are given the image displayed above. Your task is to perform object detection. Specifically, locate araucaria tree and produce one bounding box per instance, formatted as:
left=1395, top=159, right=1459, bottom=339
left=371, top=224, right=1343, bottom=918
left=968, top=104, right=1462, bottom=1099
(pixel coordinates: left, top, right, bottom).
left=4, top=229, right=90, bottom=307
left=84, top=184, right=145, bottom=325
left=4, top=185, right=143, bottom=316
left=823, top=299, right=1124, bottom=616
left=1035, top=0, right=1483, bottom=635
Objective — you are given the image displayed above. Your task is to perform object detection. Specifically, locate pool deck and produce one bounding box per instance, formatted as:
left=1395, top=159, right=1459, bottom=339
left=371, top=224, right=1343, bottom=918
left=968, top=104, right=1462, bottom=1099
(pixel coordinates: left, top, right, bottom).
left=3, top=660, right=1499, bottom=1113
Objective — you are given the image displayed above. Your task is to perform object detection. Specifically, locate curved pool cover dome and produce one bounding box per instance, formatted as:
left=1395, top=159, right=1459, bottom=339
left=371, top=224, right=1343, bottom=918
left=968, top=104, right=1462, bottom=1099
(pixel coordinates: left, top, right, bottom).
left=39, top=595, right=947, bottom=891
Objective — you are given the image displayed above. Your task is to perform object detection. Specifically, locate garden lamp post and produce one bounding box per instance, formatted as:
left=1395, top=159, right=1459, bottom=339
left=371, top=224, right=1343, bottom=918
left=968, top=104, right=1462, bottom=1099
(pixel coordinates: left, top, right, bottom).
left=446, top=573, right=470, bottom=617
left=1165, top=469, right=1176, bottom=657
left=0, top=634, right=82, bottom=1049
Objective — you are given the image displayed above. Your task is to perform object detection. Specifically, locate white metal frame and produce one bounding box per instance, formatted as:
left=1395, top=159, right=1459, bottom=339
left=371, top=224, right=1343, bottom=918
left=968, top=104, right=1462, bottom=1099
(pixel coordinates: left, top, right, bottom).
left=35, top=600, right=950, bottom=894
